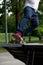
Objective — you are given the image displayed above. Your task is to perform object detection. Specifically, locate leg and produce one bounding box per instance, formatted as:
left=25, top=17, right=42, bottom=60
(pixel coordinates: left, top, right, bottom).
left=16, top=6, right=33, bottom=35
left=12, top=7, right=34, bottom=43
left=17, top=18, right=28, bottom=34
left=23, top=11, right=39, bottom=35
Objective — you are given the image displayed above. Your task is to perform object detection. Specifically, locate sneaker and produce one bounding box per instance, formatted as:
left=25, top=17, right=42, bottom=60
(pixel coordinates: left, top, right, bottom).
left=12, top=32, right=24, bottom=43
left=12, top=32, right=22, bottom=38
left=20, top=40, right=26, bottom=44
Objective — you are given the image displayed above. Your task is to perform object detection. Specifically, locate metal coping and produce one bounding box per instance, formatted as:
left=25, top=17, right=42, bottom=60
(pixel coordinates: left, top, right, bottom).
left=0, top=44, right=22, bottom=47
left=0, top=43, right=43, bottom=48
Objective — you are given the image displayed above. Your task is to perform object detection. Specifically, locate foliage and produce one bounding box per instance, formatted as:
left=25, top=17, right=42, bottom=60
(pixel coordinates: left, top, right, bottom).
left=7, top=15, right=16, bottom=32
left=32, top=25, right=43, bottom=37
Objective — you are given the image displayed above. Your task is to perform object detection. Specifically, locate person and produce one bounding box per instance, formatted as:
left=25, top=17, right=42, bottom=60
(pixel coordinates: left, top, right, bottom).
left=12, top=0, right=40, bottom=43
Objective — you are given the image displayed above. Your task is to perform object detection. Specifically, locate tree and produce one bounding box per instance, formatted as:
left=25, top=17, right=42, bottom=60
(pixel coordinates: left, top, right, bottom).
left=0, top=0, right=13, bottom=32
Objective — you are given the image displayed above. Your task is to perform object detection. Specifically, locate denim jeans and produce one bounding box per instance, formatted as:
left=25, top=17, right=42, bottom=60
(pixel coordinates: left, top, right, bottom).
left=17, top=6, right=39, bottom=35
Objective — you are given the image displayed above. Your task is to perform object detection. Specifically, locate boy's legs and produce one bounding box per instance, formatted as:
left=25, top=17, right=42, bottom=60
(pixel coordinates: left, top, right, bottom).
left=12, top=6, right=35, bottom=43
left=16, top=6, right=33, bottom=35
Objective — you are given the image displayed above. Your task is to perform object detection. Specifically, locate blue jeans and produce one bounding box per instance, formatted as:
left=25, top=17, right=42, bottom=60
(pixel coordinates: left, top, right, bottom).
left=17, top=6, right=39, bottom=35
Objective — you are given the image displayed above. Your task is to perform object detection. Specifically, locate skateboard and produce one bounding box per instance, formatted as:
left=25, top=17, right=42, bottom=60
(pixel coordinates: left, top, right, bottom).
left=9, top=36, right=25, bottom=44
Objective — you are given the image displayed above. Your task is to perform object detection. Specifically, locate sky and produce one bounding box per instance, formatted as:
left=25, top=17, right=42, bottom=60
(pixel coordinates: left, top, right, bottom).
left=0, top=0, right=12, bottom=16
left=0, top=0, right=3, bottom=4
left=0, top=0, right=3, bottom=16
left=0, top=0, right=9, bottom=4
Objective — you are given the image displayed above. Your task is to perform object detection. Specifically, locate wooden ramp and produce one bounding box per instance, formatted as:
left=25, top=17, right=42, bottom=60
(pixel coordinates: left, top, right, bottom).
left=5, top=46, right=27, bottom=63
left=0, top=43, right=43, bottom=65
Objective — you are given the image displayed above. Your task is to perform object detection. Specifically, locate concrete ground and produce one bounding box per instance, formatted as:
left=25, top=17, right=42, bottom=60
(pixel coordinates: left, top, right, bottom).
left=0, top=52, right=25, bottom=65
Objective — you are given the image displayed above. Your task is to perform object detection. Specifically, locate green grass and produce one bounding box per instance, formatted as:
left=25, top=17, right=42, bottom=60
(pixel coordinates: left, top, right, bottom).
left=24, top=36, right=43, bottom=43
left=0, top=33, right=13, bottom=43
left=0, top=48, right=7, bottom=53
left=0, top=33, right=5, bottom=43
